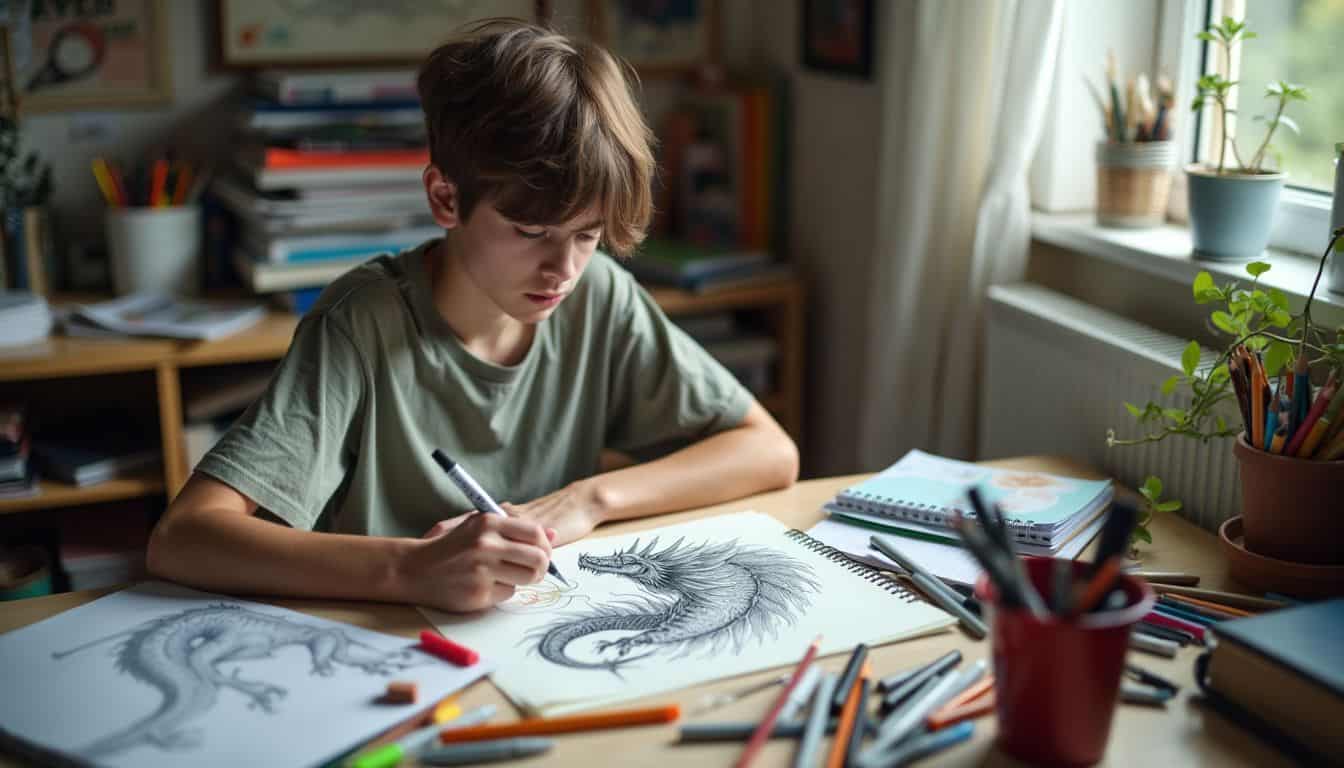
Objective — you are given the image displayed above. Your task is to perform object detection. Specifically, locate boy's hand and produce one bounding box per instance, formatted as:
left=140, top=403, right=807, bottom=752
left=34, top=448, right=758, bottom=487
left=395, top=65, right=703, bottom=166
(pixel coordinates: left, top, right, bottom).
left=400, top=512, right=555, bottom=613
left=503, top=481, right=605, bottom=546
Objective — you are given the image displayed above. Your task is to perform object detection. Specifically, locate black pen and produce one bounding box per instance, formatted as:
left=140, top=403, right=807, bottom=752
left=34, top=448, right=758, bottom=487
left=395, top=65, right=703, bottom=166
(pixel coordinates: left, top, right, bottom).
left=431, top=449, right=569, bottom=586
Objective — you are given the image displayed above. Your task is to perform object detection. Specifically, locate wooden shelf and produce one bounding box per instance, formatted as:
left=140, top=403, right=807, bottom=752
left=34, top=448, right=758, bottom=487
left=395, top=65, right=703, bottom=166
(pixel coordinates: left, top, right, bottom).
left=0, top=472, right=165, bottom=515
left=174, top=313, right=299, bottom=368
left=646, top=277, right=801, bottom=316
left=0, top=336, right=176, bottom=381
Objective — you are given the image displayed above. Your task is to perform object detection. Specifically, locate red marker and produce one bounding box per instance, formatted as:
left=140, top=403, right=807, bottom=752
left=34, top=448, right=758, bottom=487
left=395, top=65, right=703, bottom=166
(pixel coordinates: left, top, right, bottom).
left=419, top=630, right=480, bottom=666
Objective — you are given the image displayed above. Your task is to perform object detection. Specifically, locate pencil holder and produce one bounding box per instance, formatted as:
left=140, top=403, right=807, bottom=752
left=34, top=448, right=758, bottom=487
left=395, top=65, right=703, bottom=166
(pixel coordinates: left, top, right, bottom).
left=976, top=557, right=1154, bottom=767
left=1095, top=141, right=1175, bottom=228
left=106, top=205, right=202, bottom=296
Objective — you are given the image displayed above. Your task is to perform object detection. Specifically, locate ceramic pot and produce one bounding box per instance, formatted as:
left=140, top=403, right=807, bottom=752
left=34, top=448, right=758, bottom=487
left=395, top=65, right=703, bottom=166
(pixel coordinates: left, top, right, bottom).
left=1232, top=434, right=1344, bottom=565
left=1186, top=164, right=1285, bottom=261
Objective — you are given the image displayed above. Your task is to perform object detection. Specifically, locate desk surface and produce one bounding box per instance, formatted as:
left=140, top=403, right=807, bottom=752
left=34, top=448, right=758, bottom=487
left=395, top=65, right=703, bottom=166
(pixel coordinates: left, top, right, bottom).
left=0, top=457, right=1288, bottom=767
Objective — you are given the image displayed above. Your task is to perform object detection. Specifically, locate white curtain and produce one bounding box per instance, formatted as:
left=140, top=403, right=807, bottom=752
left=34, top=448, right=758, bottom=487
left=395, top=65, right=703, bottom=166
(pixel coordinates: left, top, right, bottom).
left=856, top=0, right=1065, bottom=468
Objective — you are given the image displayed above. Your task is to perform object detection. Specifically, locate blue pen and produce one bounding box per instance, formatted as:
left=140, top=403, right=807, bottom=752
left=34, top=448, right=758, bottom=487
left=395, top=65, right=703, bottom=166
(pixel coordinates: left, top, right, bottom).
left=1151, top=602, right=1217, bottom=628
left=861, top=721, right=974, bottom=768
left=1264, top=397, right=1280, bottom=451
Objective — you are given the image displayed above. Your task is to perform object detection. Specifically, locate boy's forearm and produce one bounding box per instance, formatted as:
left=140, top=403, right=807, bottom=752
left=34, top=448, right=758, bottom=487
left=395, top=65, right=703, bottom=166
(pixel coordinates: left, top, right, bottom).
left=148, top=507, right=415, bottom=603
left=584, top=420, right=799, bottom=524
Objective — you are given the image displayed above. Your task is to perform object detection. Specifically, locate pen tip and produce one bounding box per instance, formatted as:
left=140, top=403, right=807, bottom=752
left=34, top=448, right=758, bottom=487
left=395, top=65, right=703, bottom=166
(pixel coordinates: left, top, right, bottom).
left=430, top=449, right=455, bottom=472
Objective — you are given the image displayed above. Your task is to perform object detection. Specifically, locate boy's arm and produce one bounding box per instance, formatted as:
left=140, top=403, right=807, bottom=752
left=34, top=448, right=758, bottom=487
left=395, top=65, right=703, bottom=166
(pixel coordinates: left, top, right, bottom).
left=147, top=474, right=555, bottom=612
left=507, top=401, right=798, bottom=544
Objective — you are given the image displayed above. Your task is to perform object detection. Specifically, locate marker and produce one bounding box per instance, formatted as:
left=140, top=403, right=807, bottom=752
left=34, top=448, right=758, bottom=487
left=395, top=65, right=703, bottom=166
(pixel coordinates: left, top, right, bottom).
left=431, top=449, right=568, bottom=585
left=864, top=660, right=986, bottom=760
left=419, top=630, right=480, bottom=666
left=420, top=736, right=554, bottom=766
left=438, top=704, right=679, bottom=743
left=830, top=643, right=868, bottom=712
left=860, top=721, right=974, bottom=768
left=793, top=673, right=837, bottom=767
left=780, top=665, right=822, bottom=721
left=678, top=719, right=840, bottom=742
left=876, top=650, right=961, bottom=695
left=345, top=703, right=496, bottom=768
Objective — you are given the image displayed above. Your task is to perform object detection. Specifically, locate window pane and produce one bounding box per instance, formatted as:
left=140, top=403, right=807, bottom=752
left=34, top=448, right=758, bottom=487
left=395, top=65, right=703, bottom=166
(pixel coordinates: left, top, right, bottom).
left=1234, top=0, right=1341, bottom=191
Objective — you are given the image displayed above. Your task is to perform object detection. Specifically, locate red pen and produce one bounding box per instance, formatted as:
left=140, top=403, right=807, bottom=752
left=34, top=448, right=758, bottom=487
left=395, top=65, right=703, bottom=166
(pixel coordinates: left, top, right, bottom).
left=1142, top=610, right=1206, bottom=642
left=419, top=630, right=480, bottom=666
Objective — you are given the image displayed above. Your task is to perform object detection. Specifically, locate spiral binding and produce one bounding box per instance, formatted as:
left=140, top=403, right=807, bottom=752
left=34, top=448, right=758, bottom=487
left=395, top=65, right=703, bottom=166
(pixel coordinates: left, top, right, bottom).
left=783, top=529, right=917, bottom=604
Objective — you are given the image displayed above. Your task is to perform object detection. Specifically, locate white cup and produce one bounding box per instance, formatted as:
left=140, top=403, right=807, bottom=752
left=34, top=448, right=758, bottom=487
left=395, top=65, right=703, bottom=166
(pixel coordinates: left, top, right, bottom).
left=105, top=205, right=202, bottom=296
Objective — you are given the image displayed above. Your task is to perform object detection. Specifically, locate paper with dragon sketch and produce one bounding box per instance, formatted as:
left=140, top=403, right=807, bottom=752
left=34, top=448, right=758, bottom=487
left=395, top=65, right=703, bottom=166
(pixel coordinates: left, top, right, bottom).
left=424, top=511, right=954, bottom=715
left=0, top=582, right=492, bottom=768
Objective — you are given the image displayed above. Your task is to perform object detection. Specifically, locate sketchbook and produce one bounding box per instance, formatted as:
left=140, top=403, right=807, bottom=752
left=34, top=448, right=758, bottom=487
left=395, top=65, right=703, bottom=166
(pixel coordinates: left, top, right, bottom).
left=0, top=582, right=492, bottom=768
left=422, top=511, right=955, bottom=716
left=833, top=451, right=1113, bottom=548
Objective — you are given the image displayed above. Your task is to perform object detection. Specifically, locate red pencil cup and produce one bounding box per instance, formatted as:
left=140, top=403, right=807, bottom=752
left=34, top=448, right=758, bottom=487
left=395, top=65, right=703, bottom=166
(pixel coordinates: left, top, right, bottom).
left=975, top=557, right=1155, bottom=767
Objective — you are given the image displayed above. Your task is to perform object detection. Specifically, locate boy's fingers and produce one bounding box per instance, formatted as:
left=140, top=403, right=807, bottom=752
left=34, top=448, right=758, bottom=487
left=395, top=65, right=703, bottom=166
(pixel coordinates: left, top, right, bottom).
left=496, top=540, right=549, bottom=579
left=493, top=561, right=543, bottom=586
left=495, top=516, right=551, bottom=551
left=422, top=515, right=470, bottom=539
left=490, top=582, right=517, bottom=604
left=545, top=527, right=557, bottom=543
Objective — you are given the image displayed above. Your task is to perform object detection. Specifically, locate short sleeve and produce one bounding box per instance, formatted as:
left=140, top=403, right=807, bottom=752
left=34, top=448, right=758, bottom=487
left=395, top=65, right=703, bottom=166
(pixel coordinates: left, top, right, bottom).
left=194, top=312, right=366, bottom=530
left=604, top=271, right=753, bottom=459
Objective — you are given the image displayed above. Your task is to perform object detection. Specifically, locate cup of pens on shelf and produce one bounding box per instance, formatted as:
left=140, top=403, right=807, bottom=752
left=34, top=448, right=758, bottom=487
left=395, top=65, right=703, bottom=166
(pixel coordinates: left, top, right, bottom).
left=92, top=156, right=206, bottom=296
left=959, top=492, right=1154, bottom=766
left=1089, top=52, right=1176, bottom=228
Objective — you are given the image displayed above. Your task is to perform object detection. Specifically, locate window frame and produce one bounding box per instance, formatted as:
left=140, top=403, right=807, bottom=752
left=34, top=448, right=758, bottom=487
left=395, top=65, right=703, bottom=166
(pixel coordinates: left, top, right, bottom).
left=1165, top=0, right=1335, bottom=256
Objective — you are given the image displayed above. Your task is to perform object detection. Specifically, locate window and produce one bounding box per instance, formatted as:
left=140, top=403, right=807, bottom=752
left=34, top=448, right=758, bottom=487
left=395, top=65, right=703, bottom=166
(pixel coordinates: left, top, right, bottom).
left=1231, top=0, right=1342, bottom=193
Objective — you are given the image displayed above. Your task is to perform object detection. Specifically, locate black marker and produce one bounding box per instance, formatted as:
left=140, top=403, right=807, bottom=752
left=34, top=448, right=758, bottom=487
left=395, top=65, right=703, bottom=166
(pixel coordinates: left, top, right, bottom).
left=431, top=449, right=569, bottom=585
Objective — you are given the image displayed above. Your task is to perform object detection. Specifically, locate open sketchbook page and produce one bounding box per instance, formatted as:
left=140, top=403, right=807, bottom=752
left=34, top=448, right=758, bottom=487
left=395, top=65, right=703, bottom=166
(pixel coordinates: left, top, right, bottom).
left=0, top=582, right=491, bottom=768
left=422, top=511, right=954, bottom=716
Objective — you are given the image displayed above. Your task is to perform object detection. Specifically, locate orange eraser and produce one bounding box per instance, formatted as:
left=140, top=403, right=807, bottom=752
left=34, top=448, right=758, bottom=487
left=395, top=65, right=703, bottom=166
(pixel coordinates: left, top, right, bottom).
left=384, top=681, right=418, bottom=704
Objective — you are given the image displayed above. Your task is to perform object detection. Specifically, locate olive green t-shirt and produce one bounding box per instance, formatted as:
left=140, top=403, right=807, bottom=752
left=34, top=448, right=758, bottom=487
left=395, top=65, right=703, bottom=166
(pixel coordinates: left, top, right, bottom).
left=195, top=241, right=753, bottom=537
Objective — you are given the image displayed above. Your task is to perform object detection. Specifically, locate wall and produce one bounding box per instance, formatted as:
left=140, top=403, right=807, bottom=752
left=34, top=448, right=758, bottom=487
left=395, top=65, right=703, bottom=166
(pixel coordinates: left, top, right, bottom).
left=754, top=0, right=906, bottom=477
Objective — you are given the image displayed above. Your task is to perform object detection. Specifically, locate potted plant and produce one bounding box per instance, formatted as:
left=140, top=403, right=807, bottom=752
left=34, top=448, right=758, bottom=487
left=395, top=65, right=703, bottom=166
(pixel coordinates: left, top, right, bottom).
left=1108, top=227, right=1344, bottom=593
left=1186, top=17, right=1308, bottom=262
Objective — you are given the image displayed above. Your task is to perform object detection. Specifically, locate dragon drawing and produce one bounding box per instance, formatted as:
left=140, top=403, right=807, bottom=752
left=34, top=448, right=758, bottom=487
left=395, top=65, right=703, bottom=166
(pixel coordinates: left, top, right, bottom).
left=52, top=603, right=420, bottom=758
left=533, top=536, right=820, bottom=675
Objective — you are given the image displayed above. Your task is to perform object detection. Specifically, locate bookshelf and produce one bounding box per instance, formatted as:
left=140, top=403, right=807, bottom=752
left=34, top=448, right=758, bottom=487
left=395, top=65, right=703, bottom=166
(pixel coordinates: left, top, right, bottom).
left=0, top=276, right=804, bottom=515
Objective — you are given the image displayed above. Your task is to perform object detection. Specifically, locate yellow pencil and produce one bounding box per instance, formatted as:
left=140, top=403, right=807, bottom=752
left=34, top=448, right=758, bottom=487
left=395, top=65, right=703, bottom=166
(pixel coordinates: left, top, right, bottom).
left=91, top=159, right=117, bottom=206
left=1320, top=429, right=1344, bottom=461
left=1269, top=425, right=1288, bottom=455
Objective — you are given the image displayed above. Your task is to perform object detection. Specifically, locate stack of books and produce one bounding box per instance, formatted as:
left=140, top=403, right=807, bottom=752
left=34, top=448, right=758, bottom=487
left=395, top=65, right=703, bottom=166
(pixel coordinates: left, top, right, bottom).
left=624, top=238, right=792, bottom=293
left=213, top=70, right=435, bottom=302
left=809, top=451, right=1113, bottom=586
left=0, top=292, right=51, bottom=347
left=0, top=406, right=35, bottom=500
left=33, top=433, right=159, bottom=488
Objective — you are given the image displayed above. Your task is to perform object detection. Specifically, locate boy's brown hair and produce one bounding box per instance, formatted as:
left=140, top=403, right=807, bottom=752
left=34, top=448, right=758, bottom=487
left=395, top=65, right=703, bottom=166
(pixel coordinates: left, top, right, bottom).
left=417, top=19, right=655, bottom=257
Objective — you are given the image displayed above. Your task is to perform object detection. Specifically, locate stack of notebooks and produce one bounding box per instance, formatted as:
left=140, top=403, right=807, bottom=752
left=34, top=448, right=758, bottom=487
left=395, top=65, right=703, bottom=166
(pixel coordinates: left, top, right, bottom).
left=0, top=406, right=35, bottom=500
left=809, top=450, right=1113, bottom=586
left=212, top=70, right=435, bottom=300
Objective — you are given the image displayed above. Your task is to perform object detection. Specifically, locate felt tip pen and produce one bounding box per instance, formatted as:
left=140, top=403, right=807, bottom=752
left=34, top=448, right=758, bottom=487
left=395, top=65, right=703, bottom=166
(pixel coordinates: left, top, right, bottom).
left=419, top=736, right=554, bottom=766
left=431, top=449, right=568, bottom=585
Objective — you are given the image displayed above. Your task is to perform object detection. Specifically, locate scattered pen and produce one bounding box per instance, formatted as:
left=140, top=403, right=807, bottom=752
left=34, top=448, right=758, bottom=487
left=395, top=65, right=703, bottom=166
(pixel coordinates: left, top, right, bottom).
left=689, top=673, right=789, bottom=716
left=870, top=535, right=986, bottom=639
left=430, top=449, right=568, bottom=586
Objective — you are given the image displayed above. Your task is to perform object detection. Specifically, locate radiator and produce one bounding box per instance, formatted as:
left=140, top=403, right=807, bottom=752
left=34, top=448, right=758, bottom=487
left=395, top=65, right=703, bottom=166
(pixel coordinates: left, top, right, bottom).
left=980, top=283, right=1241, bottom=534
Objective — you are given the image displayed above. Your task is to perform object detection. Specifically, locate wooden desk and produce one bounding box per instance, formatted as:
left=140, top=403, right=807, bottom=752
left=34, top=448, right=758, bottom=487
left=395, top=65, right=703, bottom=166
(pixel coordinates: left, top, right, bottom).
left=0, top=459, right=1290, bottom=767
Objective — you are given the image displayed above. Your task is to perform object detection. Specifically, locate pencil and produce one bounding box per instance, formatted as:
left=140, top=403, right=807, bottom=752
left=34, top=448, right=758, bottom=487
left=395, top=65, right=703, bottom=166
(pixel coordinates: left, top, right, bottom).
left=824, top=660, right=868, bottom=768
left=150, top=158, right=168, bottom=207
left=171, top=163, right=193, bottom=206
left=1073, top=556, right=1122, bottom=614
left=91, top=159, right=118, bottom=206
left=1288, top=382, right=1336, bottom=457
left=437, top=704, right=679, bottom=743
left=1251, top=357, right=1266, bottom=449
left=734, top=635, right=822, bottom=768
left=926, top=692, right=995, bottom=731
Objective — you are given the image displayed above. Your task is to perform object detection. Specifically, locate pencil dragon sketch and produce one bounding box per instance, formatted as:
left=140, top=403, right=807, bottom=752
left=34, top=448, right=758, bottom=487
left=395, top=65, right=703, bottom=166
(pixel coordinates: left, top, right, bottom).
left=51, top=604, right=420, bottom=758
left=532, top=537, right=820, bottom=675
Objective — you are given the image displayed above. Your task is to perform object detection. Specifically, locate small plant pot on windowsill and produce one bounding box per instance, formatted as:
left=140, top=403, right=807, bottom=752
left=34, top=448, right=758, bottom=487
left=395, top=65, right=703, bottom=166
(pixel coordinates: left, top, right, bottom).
left=1231, top=433, right=1344, bottom=568
left=1186, top=164, right=1286, bottom=262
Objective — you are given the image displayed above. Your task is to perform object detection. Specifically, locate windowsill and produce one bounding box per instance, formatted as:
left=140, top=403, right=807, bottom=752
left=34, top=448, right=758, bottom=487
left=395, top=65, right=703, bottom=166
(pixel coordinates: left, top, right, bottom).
left=1030, top=211, right=1344, bottom=312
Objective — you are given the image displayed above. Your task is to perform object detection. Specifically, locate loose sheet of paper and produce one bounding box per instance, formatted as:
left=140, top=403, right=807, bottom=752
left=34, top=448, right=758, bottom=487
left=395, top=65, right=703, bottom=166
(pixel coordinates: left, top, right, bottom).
left=0, top=582, right=492, bottom=768
left=422, top=511, right=953, bottom=715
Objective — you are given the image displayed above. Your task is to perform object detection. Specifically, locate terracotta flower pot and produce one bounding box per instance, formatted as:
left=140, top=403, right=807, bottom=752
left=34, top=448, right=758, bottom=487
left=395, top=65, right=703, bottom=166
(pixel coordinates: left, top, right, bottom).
left=1232, top=434, right=1344, bottom=565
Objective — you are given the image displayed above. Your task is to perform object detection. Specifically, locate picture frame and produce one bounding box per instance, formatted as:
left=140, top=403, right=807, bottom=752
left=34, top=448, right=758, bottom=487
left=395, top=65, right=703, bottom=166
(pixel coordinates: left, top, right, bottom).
left=14, top=0, right=171, bottom=113
left=800, top=0, right=873, bottom=79
left=589, top=0, right=719, bottom=77
left=216, top=0, right=541, bottom=69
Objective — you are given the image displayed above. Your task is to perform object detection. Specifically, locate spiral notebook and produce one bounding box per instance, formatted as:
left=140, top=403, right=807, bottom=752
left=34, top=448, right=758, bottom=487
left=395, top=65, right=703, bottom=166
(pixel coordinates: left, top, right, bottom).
left=422, top=511, right=954, bottom=715
left=834, top=451, right=1114, bottom=547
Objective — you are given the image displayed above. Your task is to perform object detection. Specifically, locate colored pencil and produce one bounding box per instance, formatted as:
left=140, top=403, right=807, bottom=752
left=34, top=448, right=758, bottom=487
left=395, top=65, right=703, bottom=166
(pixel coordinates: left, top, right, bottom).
left=1287, top=382, right=1335, bottom=456
left=1251, top=353, right=1266, bottom=449
left=824, top=660, right=867, bottom=768
left=1149, top=584, right=1287, bottom=611
left=1130, top=571, right=1200, bottom=586
left=1143, top=609, right=1207, bottom=642
left=150, top=158, right=168, bottom=207
left=1161, top=592, right=1252, bottom=618
left=734, top=635, right=822, bottom=768
left=437, top=704, right=679, bottom=743
left=926, top=692, right=995, bottom=730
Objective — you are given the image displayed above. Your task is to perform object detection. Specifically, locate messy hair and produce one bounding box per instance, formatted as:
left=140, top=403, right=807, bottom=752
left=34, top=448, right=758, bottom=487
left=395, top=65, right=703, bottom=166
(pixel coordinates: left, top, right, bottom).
left=417, top=19, right=655, bottom=257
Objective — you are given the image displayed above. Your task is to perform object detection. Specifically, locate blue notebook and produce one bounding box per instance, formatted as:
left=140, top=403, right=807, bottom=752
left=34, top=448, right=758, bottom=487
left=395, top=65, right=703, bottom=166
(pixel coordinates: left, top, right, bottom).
left=833, top=451, right=1113, bottom=547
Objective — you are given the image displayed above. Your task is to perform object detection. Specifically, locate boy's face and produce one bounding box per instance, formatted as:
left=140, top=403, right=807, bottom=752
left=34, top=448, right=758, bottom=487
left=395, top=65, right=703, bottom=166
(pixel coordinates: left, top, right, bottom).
left=426, top=169, right=602, bottom=324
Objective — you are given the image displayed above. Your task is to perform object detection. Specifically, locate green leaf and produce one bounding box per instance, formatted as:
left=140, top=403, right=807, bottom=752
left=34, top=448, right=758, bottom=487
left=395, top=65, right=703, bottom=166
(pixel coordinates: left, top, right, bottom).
left=1263, top=340, right=1294, bottom=379
left=1141, top=476, right=1163, bottom=499
left=1182, top=340, right=1201, bottom=376
left=1209, top=366, right=1231, bottom=385
left=1155, top=500, right=1183, bottom=512
left=1217, top=415, right=1228, bottom=432
left=1163, top=408, right=1187, bottom=423
left=1161, top=375, right=1181, bottom=396
left=1269, top=310, right=1292, bottom=328
left=1277, top=115, right=1301, bottom=135
left=1268, top=288, right=1290, bottom=310
left=1211, top=311, right=1237, bottom=334
left=1196, top=30, right=1215, bottom=42
left=1131, top=526, right=1153, bottom=544
left=1246, top=261, right=1271, bottom=278
left=1193, top=272, right=1215, bottom=300
left=1125, top=402, right=1143, bottom=418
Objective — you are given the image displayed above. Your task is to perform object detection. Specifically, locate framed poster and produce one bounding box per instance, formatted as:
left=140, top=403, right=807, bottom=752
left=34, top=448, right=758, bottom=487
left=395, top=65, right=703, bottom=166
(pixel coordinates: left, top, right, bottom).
left=589, top=0, right=718, bottom=77
left=217, top=0, right=540, bottom=68
left=14, top=0, right=171, bottom=113
left=801, top=0, right=873, bottom=79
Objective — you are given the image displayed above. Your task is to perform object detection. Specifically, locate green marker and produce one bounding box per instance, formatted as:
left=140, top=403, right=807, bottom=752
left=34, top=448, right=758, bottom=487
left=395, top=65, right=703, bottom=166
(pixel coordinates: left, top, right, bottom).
left=345, top=704, right=498, bottom=768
